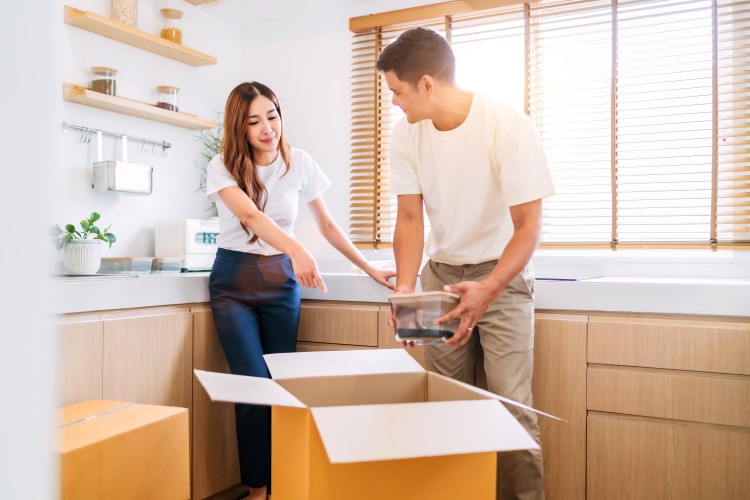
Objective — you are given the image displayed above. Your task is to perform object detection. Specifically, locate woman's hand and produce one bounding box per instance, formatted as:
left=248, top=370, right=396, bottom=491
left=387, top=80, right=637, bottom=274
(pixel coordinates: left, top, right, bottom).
left=364, top=265, right=397, bottom=290
left=289, top=245, right=327, bottom=293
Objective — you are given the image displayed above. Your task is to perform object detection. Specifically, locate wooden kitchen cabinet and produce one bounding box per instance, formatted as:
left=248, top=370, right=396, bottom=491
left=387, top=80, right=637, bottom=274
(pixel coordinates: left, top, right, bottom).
left=298, top=300, right=380, bottom=347
left=101, top=306, right=193, bottom=408
left=54, top=306, right=193, bottom=409
left=587, top=412, right=750, bottom=500
left=54, top=313, right=104, bottom=408
left=54, top=298, right=749, bottom=500
left=192, top=306, right=241, bottom=500
left=586, top=315, right=750, bottom=500
left=532, top=313, right=588, bottom=500
left=434, top=311, right=589, bottom=500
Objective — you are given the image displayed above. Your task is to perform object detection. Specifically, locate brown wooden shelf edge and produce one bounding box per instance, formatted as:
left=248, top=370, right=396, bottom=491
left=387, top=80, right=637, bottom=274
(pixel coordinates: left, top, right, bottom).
left=63, top=83, right=216, bottom=130
left=64, top=5, right=217, bottom=67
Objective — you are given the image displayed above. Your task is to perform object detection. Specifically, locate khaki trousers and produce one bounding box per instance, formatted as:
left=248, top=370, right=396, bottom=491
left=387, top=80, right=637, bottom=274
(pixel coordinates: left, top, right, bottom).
left=421, top=259, right=544, bottom=500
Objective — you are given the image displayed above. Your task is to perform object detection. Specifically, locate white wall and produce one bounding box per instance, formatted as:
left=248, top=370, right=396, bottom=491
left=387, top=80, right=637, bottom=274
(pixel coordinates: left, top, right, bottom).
left=53, top=0, right=243, bottom=262
left=240, top=0, right=432, bottom=267
left=0, top=1, right=56, bottom=498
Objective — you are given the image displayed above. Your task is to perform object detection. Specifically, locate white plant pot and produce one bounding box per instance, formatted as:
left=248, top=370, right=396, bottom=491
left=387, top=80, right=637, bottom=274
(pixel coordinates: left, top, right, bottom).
left=64, top=240, right=103, bottom=275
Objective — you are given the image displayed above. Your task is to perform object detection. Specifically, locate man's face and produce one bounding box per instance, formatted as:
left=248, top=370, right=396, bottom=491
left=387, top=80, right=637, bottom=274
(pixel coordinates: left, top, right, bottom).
left=384, top=70, right=429, bottom=124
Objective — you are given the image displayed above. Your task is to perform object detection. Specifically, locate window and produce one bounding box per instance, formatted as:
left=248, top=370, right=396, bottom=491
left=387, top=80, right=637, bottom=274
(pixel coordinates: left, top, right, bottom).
left=348, top=0, right=749, bottom=250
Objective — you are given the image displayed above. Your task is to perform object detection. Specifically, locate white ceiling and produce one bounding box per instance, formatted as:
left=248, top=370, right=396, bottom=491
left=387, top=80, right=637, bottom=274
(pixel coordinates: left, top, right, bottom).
left=197, top=0, right=375, bottom=26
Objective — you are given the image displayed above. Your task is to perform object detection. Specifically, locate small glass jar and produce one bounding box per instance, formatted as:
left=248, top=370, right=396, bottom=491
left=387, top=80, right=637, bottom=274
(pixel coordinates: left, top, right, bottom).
left=111, top=0, right=138, bottom=27
left=90, top=66, right=118, bottom=96
left=156, top=86, right=180, bottom=112
left=159, top=8, right=184, bottom=44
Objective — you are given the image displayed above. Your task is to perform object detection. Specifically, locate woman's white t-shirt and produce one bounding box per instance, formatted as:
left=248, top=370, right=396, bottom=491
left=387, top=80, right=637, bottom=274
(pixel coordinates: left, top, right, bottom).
left=206, top=148, right=331, bottom=255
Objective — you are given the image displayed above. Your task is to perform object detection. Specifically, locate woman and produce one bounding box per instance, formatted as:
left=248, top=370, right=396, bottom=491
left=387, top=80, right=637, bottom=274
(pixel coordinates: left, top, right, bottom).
left=206, top=81, right=395, bottom=500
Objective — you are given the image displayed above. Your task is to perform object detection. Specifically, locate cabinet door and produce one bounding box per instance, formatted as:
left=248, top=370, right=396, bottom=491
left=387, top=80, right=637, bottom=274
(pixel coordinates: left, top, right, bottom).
left=298, top=301, right=379, bottom=346
left=453, top=312, right=588, bottom=500
left=54, top=314, right=103, bottom=408
left=192, top=307, right=241, bottom=500
left=376, top=306, right=427, bottom=367
left=588, top=412, right=750, bottom=500
left=101, top=306, right=192, bottom=408
left=532, top=313, right=588, bottom=500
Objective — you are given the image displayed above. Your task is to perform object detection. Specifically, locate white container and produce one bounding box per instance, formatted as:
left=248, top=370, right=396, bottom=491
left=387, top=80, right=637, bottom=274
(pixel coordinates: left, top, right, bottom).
left=93, top=161, right=153, bottom=195
left=100, top=257, right=154, bottom=274
left=64, top=240, right=102, bottom=275
left=389, top=291, right=460, bottom=345
left=151, top=257, right=182, bottom=274
left=92, top=133, right=153, bottom=195
left=155, top=219, right=219, bottom=271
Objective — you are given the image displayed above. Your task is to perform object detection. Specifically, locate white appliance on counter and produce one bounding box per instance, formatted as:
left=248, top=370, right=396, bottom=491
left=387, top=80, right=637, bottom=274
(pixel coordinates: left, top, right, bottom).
left=155, top=219, right=219, bottom=271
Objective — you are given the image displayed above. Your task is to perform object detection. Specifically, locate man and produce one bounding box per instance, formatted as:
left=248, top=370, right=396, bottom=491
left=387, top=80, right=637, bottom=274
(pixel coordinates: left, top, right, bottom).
left=377, top=27, right=555, bottom=500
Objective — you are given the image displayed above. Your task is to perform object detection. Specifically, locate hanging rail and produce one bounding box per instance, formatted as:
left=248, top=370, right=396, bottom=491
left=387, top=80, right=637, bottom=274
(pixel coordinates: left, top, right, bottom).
left=62, top=121, right=171, bottom=150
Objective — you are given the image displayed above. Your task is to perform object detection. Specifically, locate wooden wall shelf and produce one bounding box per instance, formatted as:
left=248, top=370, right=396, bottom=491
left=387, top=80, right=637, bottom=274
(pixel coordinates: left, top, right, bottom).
left=63, top=83, right=216, bottom=130
left=64, top=5, right=217, bottom=67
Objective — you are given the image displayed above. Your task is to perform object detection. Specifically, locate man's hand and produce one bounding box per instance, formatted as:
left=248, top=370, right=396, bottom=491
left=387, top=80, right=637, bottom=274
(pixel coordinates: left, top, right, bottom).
left=436, top=280, right=500, bottom=348
left=388, top=284, right=416, bottom=347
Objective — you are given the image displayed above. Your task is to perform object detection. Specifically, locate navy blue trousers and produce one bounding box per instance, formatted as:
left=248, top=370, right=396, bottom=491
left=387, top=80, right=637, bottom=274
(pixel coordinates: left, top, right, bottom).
left=208, top=248, right=300, bottom=489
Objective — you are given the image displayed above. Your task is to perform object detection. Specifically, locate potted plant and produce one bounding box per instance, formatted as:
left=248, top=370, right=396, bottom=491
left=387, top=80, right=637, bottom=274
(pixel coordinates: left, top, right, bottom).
left=51, top=212, right=117, bottom=275
left=195, top=111, right=223, bottom=216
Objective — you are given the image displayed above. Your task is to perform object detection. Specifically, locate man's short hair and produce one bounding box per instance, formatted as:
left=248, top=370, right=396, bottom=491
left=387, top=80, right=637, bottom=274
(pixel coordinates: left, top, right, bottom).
left=376, top=27, right=455, bottom=86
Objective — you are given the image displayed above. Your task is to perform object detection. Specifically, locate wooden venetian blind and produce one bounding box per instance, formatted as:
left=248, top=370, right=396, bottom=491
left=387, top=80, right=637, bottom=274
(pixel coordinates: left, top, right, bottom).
left=716, top=0, right=750, bottom=246
left=349, top=0, right=750, bottom=249
left=349, top=21, right=444, bottom=247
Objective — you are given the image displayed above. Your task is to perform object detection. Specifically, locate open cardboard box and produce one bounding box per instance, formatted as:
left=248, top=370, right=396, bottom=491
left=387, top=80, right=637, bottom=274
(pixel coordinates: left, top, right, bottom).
left=195, top=349, right=560, bottom=500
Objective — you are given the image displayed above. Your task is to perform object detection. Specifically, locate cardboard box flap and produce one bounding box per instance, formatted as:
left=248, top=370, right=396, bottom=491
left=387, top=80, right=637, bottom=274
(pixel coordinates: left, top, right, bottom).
left=53, top=400, right=131, bottom=428
left=194, top=370, right=305, bottom=408
left=430, top=372, right=566, bottom=422
left=264, top=349, right=424, bottom=380
left=310, top=399, right=539, bottom=464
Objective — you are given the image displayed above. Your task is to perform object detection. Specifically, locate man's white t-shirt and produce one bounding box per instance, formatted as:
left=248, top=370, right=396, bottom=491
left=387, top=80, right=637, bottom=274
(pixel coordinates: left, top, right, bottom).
left=389, top=93, right=555, bottom=265
left=206, top=148, right=331, bottom=255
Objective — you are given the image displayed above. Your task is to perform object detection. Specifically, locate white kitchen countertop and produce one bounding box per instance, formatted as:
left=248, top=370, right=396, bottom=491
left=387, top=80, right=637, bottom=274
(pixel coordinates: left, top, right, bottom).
left=49, top=272, right=750, bottom=317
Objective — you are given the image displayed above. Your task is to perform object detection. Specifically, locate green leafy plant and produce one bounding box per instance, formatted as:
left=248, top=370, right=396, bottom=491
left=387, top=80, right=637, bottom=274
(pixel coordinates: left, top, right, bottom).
left=50, top=212, right=117, bottom=251
left=196, top=111, right=224, bottom=193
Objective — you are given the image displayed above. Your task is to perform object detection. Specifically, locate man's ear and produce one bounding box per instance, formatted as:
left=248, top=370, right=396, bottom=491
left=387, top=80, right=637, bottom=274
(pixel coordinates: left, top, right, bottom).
left=420, top=75, right=435, bottom=95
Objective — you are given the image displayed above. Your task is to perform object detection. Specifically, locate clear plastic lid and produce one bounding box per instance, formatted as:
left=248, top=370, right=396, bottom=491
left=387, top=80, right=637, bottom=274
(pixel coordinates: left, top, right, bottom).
left=388, top=291, right=460, bottom=307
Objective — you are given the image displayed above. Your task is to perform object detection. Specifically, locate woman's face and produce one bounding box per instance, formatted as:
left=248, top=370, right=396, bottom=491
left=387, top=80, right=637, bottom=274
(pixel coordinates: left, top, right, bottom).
left=245, top=94, right=282, bottom=164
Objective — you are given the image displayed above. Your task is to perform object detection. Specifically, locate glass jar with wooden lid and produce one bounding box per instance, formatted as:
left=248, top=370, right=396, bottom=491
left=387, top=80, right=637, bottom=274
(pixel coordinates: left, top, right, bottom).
left=90, top=66, right=118, bottom=96
left=159, top=8, right=184, bottom=44
left=112, top=0, right=138, bottom=27
left=156, top=85, right=180, bottom=112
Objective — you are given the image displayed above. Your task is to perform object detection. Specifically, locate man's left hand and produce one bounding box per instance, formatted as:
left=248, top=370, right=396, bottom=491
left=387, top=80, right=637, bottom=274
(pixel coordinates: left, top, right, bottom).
left=436, top=280, right=500, bottom=348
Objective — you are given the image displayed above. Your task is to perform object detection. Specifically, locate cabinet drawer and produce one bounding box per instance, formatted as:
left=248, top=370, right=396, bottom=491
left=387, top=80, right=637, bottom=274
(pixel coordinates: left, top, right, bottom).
left=298, top=303, right=379, bottom=346
left=588, top=316, right=750, bottom=375
left=296, top=341, right=374, bottom=352
left=587, top=365, right=750, bottom=427
left=587, top=413, right=750, bottom=500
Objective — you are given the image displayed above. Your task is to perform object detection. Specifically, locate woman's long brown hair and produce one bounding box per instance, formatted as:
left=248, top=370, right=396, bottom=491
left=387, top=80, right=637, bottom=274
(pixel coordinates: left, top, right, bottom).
left=222, top=81, right=291, bottom=243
